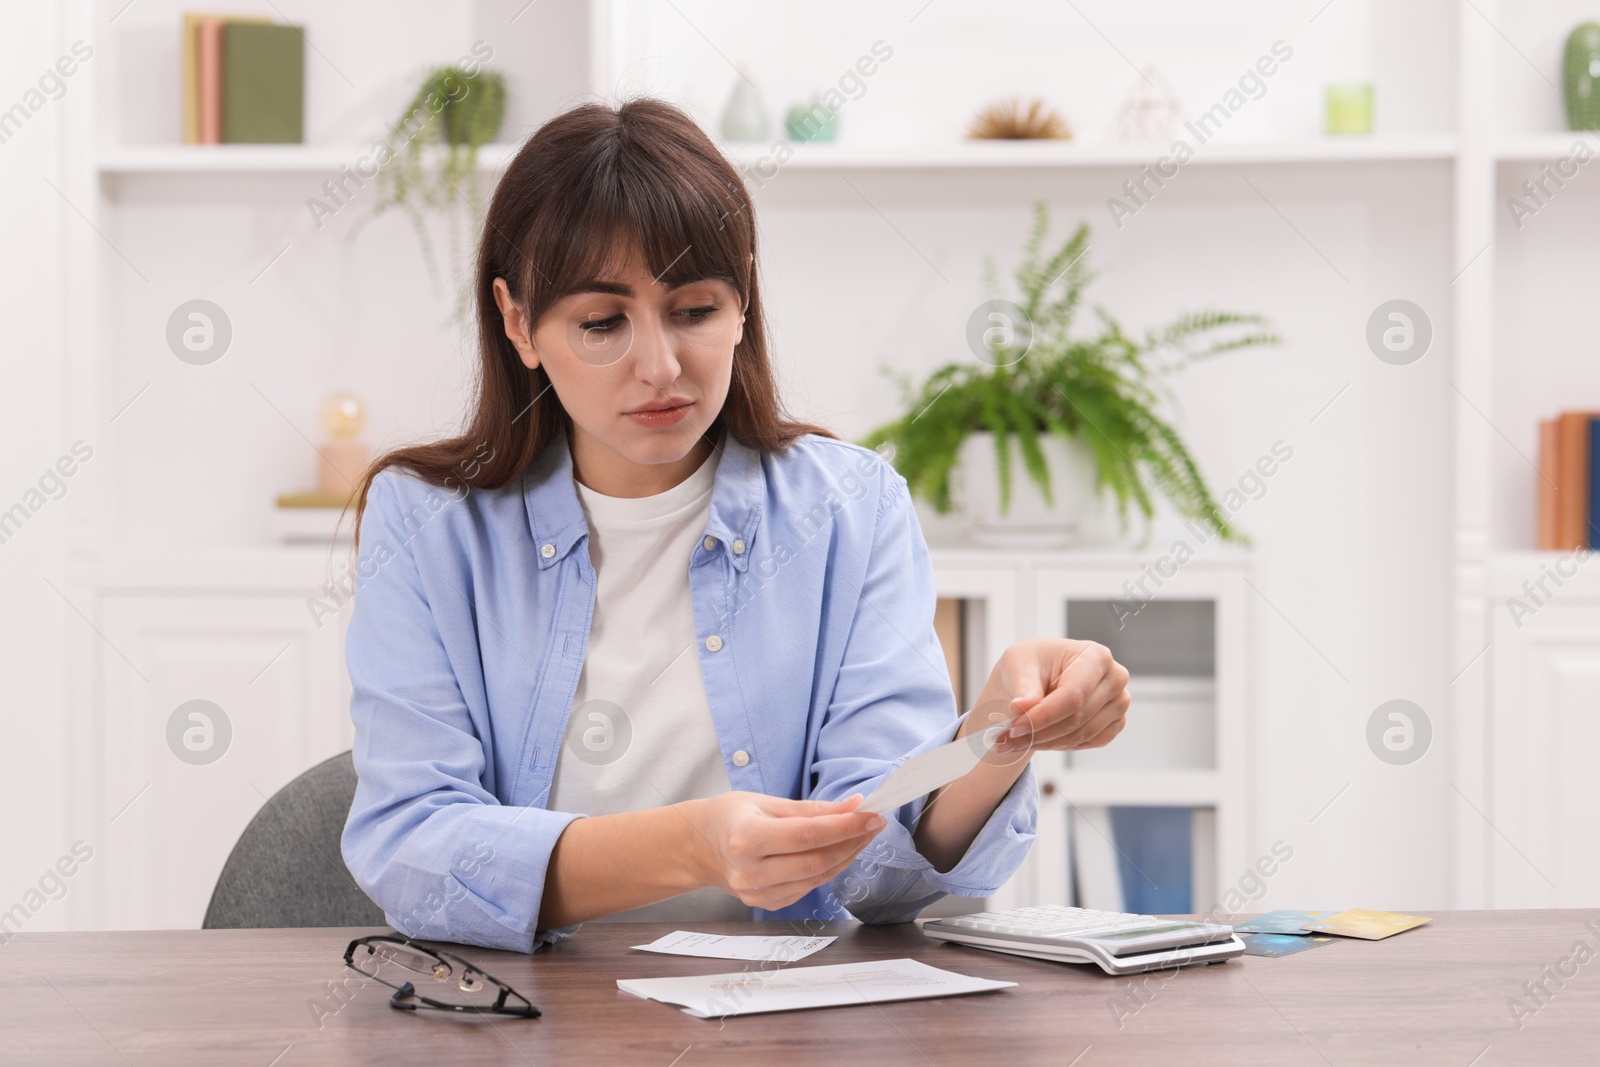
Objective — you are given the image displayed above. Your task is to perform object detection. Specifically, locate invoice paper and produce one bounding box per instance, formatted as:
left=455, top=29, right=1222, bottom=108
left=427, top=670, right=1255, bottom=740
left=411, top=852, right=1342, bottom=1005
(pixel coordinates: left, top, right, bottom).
left=858, top=725, right=1001, bottom=815
left=630, top=930, right=836, bottom=962
left=617, top=957, right=1016, bottom=1018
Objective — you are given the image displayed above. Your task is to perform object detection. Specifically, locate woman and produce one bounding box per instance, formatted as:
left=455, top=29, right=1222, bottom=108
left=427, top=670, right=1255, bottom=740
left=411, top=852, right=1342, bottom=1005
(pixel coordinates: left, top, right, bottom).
left=340, top=97, right=1131, bottom=953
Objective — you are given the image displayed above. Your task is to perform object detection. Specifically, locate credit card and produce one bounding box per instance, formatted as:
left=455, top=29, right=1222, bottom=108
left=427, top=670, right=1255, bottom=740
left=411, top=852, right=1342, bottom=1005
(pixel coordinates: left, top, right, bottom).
left=1240, top=933, right=1338, bottom=957
left=1301, top=909, right=1432, bottom=940
left=1233, top=910, right=1338, bottom=935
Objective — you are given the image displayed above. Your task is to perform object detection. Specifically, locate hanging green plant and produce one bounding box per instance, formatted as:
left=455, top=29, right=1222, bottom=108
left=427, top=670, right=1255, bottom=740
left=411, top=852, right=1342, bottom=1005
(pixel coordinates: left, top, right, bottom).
left=862, top=201, right=1280, bottom=545
left=358, top=64, right=507, bottom=317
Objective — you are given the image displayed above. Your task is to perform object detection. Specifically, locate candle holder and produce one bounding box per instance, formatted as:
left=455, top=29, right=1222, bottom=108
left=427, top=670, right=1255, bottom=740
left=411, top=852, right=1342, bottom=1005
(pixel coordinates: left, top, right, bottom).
left=1325, top=83, right=1374, bottom=135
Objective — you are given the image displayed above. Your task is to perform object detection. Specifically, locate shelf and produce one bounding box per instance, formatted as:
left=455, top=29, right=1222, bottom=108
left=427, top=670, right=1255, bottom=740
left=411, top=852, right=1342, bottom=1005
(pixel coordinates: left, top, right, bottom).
left=1495, top=133, right=1600, bottom=162
left=1046, top=769, right=1221, bottom=806
left=94, top=142, right=526, bottom=174
left=95, top=135, right=1459, bottom=177
left=1488, top=550, right=1600, bottom=598
left=720, top=136, right=1459, bottom=169
left=927, top=541, right=1253, bottom=570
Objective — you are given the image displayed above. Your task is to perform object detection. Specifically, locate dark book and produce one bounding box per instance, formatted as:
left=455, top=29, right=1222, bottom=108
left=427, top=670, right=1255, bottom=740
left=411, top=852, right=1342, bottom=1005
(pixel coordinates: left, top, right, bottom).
left=221, top=22, right=304, bottom=144
left=1590, top=418, right=1600, bottom=549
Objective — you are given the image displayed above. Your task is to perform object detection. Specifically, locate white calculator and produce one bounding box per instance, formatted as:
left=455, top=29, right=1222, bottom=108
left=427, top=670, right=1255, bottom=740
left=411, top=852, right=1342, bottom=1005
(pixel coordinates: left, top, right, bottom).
left=922, top=905, right=1245, bottom=975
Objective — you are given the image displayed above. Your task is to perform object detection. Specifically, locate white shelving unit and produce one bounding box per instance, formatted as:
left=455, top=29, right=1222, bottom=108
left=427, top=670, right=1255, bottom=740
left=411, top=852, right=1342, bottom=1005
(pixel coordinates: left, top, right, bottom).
left=1453, top=0, right=1600, bottom=909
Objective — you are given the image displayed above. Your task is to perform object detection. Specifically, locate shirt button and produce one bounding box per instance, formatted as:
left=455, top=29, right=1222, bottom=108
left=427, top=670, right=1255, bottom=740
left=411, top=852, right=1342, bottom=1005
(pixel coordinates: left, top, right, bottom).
left=703, top=535, right=718, bottom=551
left=705, top=634, right=723, bottom=652
left=732, top=750, right=749, bottom=767
left=732, top=539, right=745, bottom=555
left=540, top=543, right=556, bottom=559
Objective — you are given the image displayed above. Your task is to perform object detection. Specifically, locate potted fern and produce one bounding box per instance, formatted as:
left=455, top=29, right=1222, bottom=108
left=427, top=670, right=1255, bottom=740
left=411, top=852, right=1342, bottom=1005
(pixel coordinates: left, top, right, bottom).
left=862, top=201, right=1279, bottom=547
left=356, top=64, right=507, bottom=318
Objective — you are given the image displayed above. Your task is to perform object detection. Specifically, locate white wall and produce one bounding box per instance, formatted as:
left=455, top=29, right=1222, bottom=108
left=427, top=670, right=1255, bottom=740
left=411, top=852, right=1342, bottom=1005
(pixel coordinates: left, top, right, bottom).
left=0, top=2, right=74, bottom=930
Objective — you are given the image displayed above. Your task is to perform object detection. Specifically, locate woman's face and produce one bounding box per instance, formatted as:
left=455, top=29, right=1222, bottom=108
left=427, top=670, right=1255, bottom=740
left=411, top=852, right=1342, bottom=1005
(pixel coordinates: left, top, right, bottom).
left=493, top=243, right=744, bottom=495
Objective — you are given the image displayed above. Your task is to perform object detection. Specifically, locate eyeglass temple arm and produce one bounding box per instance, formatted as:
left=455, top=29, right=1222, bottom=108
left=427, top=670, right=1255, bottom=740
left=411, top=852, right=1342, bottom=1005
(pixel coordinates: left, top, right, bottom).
left=385, top=981, right=540, bottom=1018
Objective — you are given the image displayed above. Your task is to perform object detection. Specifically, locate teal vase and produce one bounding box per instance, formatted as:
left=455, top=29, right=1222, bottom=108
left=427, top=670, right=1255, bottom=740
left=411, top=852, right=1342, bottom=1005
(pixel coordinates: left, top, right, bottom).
left=785, top=98, right=837, bottom=142
left=1563, top=22, right=1600, bottom=130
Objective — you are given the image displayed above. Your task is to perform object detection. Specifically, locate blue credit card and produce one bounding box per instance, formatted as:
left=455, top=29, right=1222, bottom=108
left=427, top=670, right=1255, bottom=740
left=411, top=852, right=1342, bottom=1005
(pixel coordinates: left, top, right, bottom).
left=1239, top=932, right=1338, bottom=958
left=1233, top=910, right=1337, bottom=935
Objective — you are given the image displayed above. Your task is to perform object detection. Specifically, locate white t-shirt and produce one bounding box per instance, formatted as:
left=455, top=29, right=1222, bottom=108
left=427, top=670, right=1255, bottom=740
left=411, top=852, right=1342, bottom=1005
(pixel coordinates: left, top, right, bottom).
left=547, top=444, right=751, bottom=922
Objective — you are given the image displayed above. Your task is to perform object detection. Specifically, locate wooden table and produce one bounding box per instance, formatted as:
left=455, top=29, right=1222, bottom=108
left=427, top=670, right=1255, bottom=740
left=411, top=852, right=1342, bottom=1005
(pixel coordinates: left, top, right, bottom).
left=4, top=911, right=1599, bottom=1065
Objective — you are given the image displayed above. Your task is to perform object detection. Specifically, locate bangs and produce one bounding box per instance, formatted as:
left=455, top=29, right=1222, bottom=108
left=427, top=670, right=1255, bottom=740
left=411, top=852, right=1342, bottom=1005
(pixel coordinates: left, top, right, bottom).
left=521, top=145, right=751, bottom=314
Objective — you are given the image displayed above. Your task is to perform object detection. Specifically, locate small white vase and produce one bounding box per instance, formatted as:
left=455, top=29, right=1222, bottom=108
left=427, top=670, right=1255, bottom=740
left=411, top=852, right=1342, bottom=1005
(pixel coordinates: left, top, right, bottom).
left=720, top=69, right=769, bottom=141
left=952, top=431, right=1097, bottom=548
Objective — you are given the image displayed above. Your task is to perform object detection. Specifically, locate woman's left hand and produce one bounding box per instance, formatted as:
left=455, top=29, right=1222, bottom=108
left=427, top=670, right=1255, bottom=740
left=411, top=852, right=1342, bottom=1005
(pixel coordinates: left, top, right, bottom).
left=980, top=638, right=1131, bottom=754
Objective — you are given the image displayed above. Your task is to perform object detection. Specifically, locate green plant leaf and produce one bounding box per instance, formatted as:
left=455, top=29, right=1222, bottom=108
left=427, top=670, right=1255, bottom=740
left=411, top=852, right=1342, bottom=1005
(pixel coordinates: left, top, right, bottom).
left=859, top=202, right=1279, bottom=542
left=362, top=65, right=507, bottom=319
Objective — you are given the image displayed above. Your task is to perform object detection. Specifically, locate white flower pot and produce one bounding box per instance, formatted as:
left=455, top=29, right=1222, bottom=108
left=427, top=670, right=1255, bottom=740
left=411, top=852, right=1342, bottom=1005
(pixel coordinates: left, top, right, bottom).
left=952, top=430, right=1097, bottom=548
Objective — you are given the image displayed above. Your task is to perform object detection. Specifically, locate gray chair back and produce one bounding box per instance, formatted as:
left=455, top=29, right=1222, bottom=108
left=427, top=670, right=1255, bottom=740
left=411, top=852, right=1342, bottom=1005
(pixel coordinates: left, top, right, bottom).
left=202, top=750, right=386, bottom=929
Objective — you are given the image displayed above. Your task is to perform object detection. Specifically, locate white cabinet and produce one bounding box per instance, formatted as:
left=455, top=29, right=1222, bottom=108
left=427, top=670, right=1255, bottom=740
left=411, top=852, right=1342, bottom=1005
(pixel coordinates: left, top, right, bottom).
left=1488, top=560, right=1600, bottom=908
left=87, top=554, right=352, bottom=929
left=929, top=545, right=1251, bottom=914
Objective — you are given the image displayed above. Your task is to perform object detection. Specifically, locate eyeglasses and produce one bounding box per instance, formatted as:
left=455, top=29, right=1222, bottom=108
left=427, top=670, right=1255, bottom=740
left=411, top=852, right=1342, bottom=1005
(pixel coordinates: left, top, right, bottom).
left=344, top=935, right=540, bottom=1019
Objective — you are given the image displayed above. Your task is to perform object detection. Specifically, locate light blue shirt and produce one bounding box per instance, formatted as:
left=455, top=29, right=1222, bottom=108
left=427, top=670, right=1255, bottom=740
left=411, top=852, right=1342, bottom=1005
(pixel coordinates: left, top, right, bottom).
left=340, top=430, right=1039, bottom=953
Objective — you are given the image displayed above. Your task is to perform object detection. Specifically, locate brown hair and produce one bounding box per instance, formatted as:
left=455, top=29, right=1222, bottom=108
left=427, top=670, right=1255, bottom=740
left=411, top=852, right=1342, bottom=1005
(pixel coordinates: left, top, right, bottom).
left=348, top=96, right=833, bottom=547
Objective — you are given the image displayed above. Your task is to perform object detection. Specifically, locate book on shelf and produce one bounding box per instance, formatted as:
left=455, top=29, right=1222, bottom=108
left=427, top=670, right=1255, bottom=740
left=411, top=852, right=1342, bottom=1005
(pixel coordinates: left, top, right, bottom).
left=1593, top=419, right=1600, bottom=552
left=932, top=597, right=965, bottom=709
left=1537, top=409, right=1600, bottom=551
left=1538, top=417, right=1560, bottom=551
left=1068, top=805, right=1198, bottom=914
left=181, top=12, right=302, bottom=145
left=271, top=491, right=352, bottom=544
left=274, top=491, right=351, bottom=509
left=195, top=18, right=223, bottom=144
left=222, top=23, right=304, bottom=143
left=1109, top=806, right=1193, bottom=914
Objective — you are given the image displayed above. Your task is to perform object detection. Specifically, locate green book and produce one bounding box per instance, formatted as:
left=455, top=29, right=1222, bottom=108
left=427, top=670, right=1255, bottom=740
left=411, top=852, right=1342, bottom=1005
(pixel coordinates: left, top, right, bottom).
left=221, top=22, right=304, bottom=144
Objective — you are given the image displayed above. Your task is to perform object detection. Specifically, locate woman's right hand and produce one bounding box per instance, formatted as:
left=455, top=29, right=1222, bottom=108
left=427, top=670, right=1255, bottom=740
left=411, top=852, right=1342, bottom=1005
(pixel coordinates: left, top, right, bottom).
left=681, top=792, right=887, bottom=910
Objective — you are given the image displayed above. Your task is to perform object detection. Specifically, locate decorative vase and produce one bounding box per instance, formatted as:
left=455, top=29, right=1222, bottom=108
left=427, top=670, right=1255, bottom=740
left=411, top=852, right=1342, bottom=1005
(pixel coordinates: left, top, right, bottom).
left=720, top=69, right=769, bottom=141
left=1564, top=23, right=1600, bottom=131
left=785, top=97, right=838, bottom=142
left=951, top=431, right=1097, bottom=548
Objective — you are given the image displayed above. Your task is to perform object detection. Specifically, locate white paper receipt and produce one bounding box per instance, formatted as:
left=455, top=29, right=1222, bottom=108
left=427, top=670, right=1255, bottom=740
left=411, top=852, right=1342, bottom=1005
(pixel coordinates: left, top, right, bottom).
left=630, top=930, right=835, bottom=962
left=858, top=727, right=1000, bottom=816
left=618, top=957, right=1016, bottom=1018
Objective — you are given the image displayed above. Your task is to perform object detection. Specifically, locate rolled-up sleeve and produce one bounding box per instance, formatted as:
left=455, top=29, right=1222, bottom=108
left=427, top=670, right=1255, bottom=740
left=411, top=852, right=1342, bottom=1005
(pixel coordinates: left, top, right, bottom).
left=799, top=462, right=1038, bottom=924
left=340, top=471, right=584, bottom=953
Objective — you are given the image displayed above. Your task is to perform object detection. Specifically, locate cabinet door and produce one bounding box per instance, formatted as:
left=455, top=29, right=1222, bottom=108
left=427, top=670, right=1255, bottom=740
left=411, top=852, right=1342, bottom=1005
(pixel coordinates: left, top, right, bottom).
left=1490, top=599, right=1600, bottom=908
left=94, top=594, right=352, bottom=929
left=1031, top=561, right=1249, bottom=911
